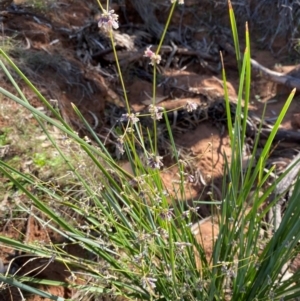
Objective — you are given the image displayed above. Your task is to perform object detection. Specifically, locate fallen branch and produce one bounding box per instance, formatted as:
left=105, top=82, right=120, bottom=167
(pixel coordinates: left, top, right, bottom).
left=250, top=59, right=300, bottom=91
left=267, top=151, right=300, bottom=231
left=260, top=128, right=300, bottom=144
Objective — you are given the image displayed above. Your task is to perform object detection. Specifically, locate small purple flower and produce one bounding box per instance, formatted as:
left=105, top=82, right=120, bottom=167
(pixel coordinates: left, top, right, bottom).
left=144, top=46, right=161, bottom=65
left=144, top=45, right=154, bottom=58
left=98, top=10, right=119, bottom=32
left=148, top=104, right=164, bottom=120
left=182, top=210, right=190, bottom=218
left=187, top=174, right=195, bottom=183
left=160, top=208, right=174, bottom=221
left=156, top=227, right=169, bottom=239
left=147, top=154, right=164, bottom=169
left=119, top=113, right=139, bottom=124
left=185, top=101, right=198, bottom=112
left=141, top=276, right=157, bottom=290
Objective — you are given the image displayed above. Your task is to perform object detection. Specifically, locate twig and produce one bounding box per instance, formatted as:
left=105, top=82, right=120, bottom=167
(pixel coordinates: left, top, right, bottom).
left=250, top=59, right=300, bottom=90
left=87, top=110, right=99, bottom=130
left=260, top=128, right=300, bottom=143
left=165, top=41, right=178, bottom=69
left=267, top=151, right=300, bottom=231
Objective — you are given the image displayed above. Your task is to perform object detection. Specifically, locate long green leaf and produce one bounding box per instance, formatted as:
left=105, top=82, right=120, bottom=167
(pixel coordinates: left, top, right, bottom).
left=228, top=0, right=241, bottom=73
left=0, top=274, right=65, bottom=301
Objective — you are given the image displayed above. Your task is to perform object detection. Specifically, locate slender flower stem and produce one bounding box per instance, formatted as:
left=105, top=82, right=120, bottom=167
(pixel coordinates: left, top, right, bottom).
left=110, top=31, right=131, bottom=113
left=152, top=1, right=176, bottom=154
left=155, top=2, right=177, bottom=55
left=152, top=65, right=158, bottom=154
left=96, top=0, right=103, bottom=11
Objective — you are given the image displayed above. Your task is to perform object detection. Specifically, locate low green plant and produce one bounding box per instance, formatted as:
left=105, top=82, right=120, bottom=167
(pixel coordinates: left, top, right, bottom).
left=0, top=129, right=9, bottom=146
left=0, top=1, right=300, bottom=301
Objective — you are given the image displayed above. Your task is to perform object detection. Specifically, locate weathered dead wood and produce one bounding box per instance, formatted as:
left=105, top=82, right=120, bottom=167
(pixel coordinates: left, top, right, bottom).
left=260, top=128, right=300, bottom=144
left=267, top=151, right=300, bottom=231
left=250, top=59, right=300, bottom=91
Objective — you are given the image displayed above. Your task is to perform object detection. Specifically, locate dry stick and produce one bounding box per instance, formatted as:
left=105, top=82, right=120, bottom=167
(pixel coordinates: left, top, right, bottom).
left=165, top=41, right=178, bottom=69
left=250, top=59, right=300, bottom=91
left=266, top=152, right=300, bottom=279
left=267, top=151, right=300, bottom=232
left=260, top=128, right=300, bottom=143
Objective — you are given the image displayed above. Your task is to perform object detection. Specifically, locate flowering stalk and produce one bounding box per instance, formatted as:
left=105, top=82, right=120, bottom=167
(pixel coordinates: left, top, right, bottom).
left=152, top=61, right=158, bottom=154
left=153, top=1, right=177, bottom=154
left=155, top=1, right=177, bottom=56
left=109, top=30, right=131, bottom=114
left=96, top=0, right=103, bottom=12
left=97, top=6, right=131, bottom=113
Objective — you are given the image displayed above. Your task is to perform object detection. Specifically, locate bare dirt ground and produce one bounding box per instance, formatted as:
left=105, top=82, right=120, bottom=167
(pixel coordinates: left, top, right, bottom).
left=1, top=0, right=300, bottom=300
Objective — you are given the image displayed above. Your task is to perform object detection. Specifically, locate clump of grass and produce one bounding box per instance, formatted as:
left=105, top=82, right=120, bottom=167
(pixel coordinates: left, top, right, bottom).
left=0, top=1, right=300, bottom=301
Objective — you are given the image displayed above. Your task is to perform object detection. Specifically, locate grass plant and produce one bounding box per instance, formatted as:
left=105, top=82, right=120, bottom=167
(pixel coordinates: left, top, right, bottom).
left=0, top=1, right=300, bottom=300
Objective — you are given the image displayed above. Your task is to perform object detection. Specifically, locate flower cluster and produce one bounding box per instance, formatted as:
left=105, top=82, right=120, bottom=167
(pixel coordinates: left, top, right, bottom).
left=220, top=261, right=237, bottom=278
left=185, top=101, right=198, bottom=112
left=148, top=104, right=164, bottom=120
left=147, top=154, right=164, bottom=169
left=98, top=9, right=119, bottom=32
left=186, top=174, right=195, bottom=183
left=119, top=113, right=140, bottom=124
left=141, top=276, right=157, bottom=290
left=159, top=208, right=174, bottom=221
left=144, top=46, right=162, bottom=65
left=116, top=136, right=125, bottom=156
left=171, top=0, right=184, bottom=3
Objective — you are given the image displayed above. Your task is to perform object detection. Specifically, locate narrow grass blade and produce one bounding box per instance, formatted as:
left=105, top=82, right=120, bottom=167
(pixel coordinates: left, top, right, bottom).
left=241, top=23, right=251, bottom=146
left=228, top=0, right=241, bottom=73
left=221, top=52, right=233, bottom=142
left=0, top=275, right=65, bottom=301
left=257, top=88, right=295, bottom=183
